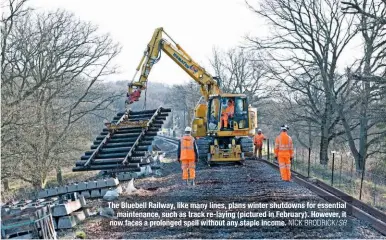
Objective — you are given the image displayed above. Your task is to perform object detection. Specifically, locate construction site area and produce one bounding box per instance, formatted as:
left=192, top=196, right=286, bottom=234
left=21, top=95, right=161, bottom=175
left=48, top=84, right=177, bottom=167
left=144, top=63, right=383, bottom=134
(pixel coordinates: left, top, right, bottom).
left=1, top=0, right=386, bottom=239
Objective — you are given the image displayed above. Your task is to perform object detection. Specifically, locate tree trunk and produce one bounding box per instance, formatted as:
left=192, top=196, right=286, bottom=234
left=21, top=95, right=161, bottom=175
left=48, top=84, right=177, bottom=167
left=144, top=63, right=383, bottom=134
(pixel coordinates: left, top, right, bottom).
left=56, top=167, right=63, bottom=185
left=320, top=116, right=330, bottom=165
left=3, top=179, right=10, bottom=191
left=356, top=39, right=372, bottom=171
left=308, top=118, right=313, bottom=148
left=187, top=109, right=192, bottom=126
left=32, top=180, right=42, bottom=190
left=357, top=105, right=368, bottom=171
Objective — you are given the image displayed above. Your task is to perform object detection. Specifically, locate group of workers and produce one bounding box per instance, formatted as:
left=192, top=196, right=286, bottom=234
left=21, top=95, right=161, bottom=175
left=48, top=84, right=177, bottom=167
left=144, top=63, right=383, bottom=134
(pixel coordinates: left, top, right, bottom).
left=254, top=125, right=294, bottom=181
left=177, top=125, right=294, bottom=185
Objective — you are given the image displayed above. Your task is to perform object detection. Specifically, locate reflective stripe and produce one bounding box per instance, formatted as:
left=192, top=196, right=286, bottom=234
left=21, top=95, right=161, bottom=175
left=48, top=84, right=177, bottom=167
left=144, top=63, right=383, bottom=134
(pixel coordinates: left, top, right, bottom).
left=279, top=163, right=285, bottom=168
left=285, top=164, right=291, bottom=169
left=277, top=135, right=293, bottom=151
left=182, top=146, right=194, bottom=150
left=279, top=147, right=292, bottom=150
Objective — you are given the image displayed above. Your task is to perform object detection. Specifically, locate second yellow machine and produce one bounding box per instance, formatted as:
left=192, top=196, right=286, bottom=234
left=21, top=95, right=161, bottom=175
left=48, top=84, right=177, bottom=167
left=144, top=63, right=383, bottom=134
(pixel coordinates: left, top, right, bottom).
left=126, top=28, right=257, bottom=164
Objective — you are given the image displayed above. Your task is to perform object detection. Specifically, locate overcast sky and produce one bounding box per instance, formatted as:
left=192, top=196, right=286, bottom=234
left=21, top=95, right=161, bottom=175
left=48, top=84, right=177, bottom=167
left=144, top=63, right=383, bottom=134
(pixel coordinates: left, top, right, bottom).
left=29, top=0, right=265, bottom=85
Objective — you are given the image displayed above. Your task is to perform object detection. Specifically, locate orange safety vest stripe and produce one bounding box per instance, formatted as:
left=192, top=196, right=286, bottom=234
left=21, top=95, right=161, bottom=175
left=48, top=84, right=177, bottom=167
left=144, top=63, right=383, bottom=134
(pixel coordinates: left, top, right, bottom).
left=180, top=135, right=195, bottom=160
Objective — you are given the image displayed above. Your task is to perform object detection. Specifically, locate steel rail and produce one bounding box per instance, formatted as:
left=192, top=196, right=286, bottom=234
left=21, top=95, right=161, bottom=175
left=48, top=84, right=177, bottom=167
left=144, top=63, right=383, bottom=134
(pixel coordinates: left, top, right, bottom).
left=83, top=112, right=127, bottom=167
left=156, top=136, right=386, bottom=235
left=122, top=107, right=162, bottom=165
left=261, top=159, right=386, bottom=235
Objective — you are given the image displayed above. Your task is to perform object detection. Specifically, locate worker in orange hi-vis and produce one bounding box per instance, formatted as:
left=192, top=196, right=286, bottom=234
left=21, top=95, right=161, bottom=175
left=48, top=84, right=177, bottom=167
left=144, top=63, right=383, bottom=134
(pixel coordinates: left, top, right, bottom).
left=274, top=125, right=294, bottom=182
left=221, top=99, right=235, bottom=129
left=254, top=129, right=266, bottom=160
left=177, top=127, right=199, bottom=185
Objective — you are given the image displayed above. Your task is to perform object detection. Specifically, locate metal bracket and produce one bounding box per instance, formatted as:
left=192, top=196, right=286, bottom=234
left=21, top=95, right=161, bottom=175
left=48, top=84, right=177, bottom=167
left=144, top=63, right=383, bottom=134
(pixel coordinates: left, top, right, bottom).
left=122, top=106, right=162, bottom=165
left=83, top=113, right=128, bottom=167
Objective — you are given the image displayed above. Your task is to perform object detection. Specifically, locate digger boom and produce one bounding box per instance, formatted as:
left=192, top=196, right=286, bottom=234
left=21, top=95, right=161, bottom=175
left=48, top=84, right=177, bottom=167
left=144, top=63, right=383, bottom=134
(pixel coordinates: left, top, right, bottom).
left=127, top=28, right=257, bottom=164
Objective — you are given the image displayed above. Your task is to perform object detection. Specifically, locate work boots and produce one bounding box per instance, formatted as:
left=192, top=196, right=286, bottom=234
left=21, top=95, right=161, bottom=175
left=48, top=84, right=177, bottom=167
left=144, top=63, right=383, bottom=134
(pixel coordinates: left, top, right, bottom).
left=183, top=180, right=196, bottom=186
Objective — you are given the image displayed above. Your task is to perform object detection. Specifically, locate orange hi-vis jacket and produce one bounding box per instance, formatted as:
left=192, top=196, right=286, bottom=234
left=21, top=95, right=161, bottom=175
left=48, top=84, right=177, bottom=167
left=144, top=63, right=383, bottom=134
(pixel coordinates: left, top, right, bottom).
left=225, top=104, right=234, bottom=117
left=254, top=133, right=266, bottom=146
left=221, top=104, right=234, bottom=128
left=180, top=135, right=196, bottom=160
left=274, top=132, right=294, bottom=158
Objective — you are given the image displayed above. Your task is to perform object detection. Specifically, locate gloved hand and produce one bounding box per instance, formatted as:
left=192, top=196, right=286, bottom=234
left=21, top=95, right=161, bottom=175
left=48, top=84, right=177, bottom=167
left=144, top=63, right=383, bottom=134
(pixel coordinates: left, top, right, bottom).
left=275, top=156, right=278, bottom=161
left=290, top=157, right=293, bottom=161
left=177, top=158, right=181, bottom=163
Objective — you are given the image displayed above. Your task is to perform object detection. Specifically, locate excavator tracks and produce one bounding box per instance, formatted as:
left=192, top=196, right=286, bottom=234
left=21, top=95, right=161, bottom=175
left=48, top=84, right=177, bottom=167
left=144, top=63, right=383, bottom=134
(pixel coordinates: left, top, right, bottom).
left=72, top=107, right=171, bottom=172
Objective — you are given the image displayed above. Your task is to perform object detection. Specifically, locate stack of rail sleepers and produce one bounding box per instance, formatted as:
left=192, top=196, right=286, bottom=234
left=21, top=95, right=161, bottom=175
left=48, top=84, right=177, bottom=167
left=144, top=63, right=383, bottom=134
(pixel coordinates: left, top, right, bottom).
left=72, top=107, right=171, bottom=172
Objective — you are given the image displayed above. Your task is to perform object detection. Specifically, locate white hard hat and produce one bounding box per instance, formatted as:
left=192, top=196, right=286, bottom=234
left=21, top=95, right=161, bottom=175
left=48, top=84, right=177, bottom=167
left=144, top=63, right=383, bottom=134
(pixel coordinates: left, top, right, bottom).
left=185, top=126, right=192, bottom=132
left=257, top=129, right=262, bottom=132
left=281, top=125, right=289, bottom=130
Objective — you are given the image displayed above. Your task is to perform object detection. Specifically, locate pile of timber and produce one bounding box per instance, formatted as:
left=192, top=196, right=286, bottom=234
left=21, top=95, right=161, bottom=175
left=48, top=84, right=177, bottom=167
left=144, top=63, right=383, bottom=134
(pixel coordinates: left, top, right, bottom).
left=73, top=107, right=171, bottom=172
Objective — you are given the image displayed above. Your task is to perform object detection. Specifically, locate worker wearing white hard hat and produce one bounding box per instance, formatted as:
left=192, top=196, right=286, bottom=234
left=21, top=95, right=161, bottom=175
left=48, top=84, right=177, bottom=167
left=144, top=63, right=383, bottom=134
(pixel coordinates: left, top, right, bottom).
left=274, top=125, right=294, bottom=181
left=177, top=126, right=198, bottom=185
left=280, top=125, right=289, bottom=131
left=253, top=128, right=266, bottom=160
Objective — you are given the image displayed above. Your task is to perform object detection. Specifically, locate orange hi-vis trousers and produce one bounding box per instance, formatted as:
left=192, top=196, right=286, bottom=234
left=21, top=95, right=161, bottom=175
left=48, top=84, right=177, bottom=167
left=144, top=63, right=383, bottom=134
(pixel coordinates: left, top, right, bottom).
left=254, top=144, right=263, bottom=159
left=278, top=156, right=291, bottom=181
left=275, top=132, right=293, bottom=181
left=221, top=113, right=228, bottom=128
left=181, top=159, right=196, bottom=180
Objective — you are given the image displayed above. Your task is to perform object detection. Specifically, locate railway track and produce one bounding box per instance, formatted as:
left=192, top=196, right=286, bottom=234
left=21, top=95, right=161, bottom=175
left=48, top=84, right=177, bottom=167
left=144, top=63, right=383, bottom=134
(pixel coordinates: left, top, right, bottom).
left=27, top=135, right=384, bottom=239
left=262, top=159, right=386, bottom=235
left=156, top=135, right=180, bottom=146
left=153, top=136, right=386, bottom=236
left=72, top=107, right=171, bottom=172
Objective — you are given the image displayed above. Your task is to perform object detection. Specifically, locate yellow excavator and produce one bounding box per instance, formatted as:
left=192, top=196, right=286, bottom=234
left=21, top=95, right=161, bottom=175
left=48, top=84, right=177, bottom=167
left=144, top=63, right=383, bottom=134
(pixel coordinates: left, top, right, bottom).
left=126, top=27, right=257, bottom=164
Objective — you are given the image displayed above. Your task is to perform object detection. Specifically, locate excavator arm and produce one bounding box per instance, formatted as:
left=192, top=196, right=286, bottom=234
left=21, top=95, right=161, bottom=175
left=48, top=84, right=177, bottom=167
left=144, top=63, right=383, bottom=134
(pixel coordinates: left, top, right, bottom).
left=124, top=28, right=258, bottom=164
left=126, top=27, right=221, bottom=105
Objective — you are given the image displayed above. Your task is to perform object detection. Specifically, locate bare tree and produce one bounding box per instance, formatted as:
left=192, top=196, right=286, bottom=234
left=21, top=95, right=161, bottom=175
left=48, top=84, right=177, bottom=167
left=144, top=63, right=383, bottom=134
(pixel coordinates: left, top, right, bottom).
left=210, top=47, right=270, bottom=104
left=1, top=7, right=121, bottom=188
left=342, top=0, right=386, bottom=25
left=246, top=0, right=358, bottom=165
left=343, top=0, right=386, bottom=88
left=1, top=0, right=30, bottom=75
left=165, top=82, right=201, bottom=129
left=334, top=0, right=386, bottom=170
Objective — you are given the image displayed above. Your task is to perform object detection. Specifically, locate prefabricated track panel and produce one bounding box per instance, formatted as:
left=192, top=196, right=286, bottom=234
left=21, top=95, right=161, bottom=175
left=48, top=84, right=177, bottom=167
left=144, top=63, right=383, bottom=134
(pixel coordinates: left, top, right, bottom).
left=72, top=107, right=171, bottom=172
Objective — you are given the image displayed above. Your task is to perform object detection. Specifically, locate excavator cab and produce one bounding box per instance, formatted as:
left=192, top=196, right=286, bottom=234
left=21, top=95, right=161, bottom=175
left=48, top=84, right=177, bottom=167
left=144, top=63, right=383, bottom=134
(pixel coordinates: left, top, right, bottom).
left=232, top=96, right=249, bottom=130
left=196, top=94, right=253, bottom=165
left=207, top=95, right=249, bottom=132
